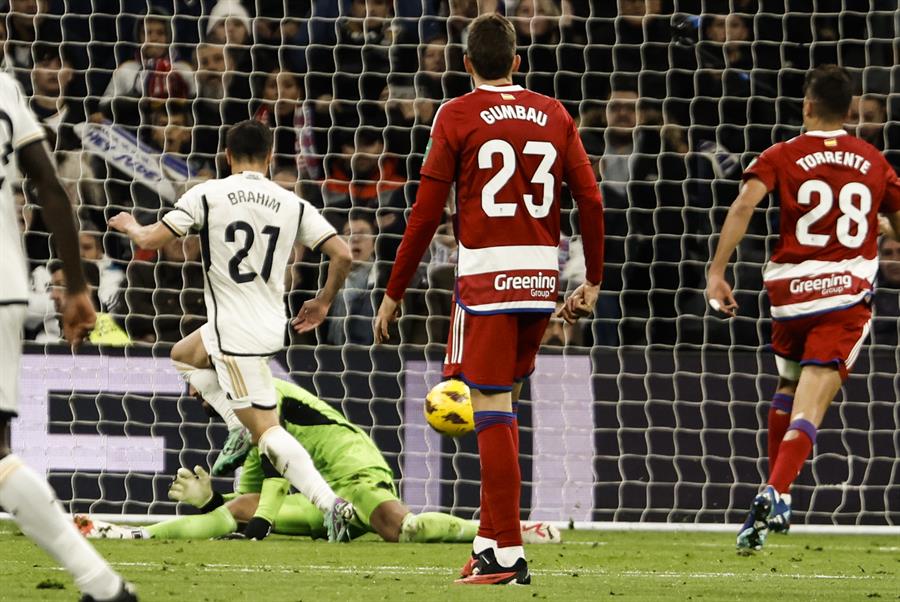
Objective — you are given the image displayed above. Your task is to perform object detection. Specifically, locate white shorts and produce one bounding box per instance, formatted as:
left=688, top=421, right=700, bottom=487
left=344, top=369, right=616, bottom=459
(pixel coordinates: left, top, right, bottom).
left=0, top=305, right=26, bottom=417
left=200, top=323, right=277, bottom=411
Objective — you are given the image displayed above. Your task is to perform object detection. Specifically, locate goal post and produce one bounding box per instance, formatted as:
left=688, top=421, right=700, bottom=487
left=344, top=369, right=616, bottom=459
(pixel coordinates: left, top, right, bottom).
left=5, top=3, right=899, bottom=532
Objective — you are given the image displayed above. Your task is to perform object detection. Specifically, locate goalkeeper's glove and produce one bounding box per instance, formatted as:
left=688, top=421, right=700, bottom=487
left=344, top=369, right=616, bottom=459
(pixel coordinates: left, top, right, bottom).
left=168, top=466, right=214, bottom=508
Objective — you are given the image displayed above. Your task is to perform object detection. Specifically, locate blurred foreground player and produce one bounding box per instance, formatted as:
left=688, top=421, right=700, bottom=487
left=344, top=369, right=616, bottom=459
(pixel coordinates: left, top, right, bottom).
left=374, top=14, right=604, bottom=585
left=706, top=65, right=900, bottom=552
left=109, top=120, right=357, bottom=541
left=76, top=378, right=561, bottom=546
left=0, top=72, right=136, bottom=601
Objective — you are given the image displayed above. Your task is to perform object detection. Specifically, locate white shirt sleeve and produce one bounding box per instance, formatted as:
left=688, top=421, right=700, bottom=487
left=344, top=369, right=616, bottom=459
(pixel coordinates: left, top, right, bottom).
left=162, top=184, right=205, bottom=236
left=6, top=76, right=45, bottom=149
left=297, top=199, right=337, bottom=250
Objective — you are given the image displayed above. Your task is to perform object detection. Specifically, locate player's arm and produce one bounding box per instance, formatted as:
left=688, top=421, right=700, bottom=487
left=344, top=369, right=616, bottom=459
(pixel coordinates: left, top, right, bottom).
left=706, top=177, right=769, bottom=316
left=292, top=234, right=352, bottom=334
left=374, top=175, right=450, bottom=343
left=19, top=140, right=96, bottom=346
left=108, top=212, right=177, bottom=250
left=558, top=123, right=605, bottom=324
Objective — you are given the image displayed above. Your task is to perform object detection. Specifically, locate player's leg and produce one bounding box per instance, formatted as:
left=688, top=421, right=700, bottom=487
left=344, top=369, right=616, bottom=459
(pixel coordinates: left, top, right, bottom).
left=171, top=328, right=250, bottom=474
left=221, top=355, right=354, bottom=541
left=0, top=307, right=133, bottom=601
left=769, top=321, right=806, bottom=476
left=768, top=364, right=841, bottom=492
left=739, top=306, right=869, bottom=551
left=444, top=307, right=531, bottom=584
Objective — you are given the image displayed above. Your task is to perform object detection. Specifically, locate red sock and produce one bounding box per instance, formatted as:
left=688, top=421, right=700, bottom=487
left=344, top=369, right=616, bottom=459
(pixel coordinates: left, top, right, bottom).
left=769, top=421, right=815, bottom=494
left=477, top=486, right=494, bottom=540
left=767, top=408, right=791, bottom=473
left=476, top=420, right=521, bottom=549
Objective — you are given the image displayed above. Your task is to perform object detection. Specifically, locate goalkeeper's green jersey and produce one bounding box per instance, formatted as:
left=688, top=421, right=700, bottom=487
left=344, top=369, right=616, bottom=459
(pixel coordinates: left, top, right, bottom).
left=238, top=379, right=392, bottom=493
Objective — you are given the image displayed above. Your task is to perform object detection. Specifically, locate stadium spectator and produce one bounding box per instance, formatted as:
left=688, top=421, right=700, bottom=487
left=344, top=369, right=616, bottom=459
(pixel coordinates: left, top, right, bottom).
left=28, top=43, right=82, bottom=149
left=111, top=235, right=204, bottom=344
left=48, top=259, right=131, bottom=346
left=78, top=223, right=124, bottom=312
left=205, top=0, right=251, bottom=47
left=4, top=0, right=61, bottom=92
left=848, top=94, right=887, bottom=150
left=336, top=0, right=395, bottom=75
left=417, top=33, right=447, bottom=100
left=322, top=128, right=406, bottom=226
left=326, top=217, right=377, bottom=345
left=190, top=41, right=256, bottom=168
left=872, top=236, right=900, bottom=346
left=599, top=87, right=638, bottom=185
left=512, top=0, right=560, bottom=75
left=92, top=8, right=195, bottom=127
left=254, top=4, right=309, bottom=73
left=252, top=69, right=305, bottom=175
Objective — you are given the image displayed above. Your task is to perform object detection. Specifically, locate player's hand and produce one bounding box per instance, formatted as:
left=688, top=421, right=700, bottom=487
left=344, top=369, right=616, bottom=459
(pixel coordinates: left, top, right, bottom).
left=108, top=212, right=137, bottom=234
left=558, top=281, right=600, bottom=325
left=61, top=291, right=96, bottom=348
left=373, top=295, right=401, bottom=344
left=168, top=466, right=213, bottom=508
left=706, top=272, right=738, bottom=317
left=292, top=295, right=331, bottom=333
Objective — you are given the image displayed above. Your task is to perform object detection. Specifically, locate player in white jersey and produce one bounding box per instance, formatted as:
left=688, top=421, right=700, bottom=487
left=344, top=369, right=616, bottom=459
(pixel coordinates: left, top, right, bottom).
left=0, top=72, right=136, bottom=601
left=109, top=119, right=356, bottom=541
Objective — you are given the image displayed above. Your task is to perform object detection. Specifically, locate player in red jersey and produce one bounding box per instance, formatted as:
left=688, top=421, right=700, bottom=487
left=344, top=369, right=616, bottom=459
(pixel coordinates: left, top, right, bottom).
left=373, top=14, right=604, bottom=585
left=707, top=65, right=900, bottom=552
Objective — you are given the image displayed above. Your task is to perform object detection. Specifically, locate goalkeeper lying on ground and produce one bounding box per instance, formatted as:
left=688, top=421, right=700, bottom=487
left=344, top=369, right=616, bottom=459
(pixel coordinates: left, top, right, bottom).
left=76, top=378, right=559, bottom=545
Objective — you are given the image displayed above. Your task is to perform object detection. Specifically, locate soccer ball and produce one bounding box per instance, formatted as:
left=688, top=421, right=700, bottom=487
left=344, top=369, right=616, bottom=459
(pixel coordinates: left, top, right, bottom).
left=424, top=379, right=474, bottom=437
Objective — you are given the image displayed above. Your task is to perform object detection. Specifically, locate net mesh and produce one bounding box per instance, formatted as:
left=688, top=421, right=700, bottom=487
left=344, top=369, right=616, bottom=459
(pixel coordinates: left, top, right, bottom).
left=9, top=1, right=900, bottom=525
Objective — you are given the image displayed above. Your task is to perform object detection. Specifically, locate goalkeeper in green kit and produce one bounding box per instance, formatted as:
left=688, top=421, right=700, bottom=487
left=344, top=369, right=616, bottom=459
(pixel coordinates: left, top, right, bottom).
left=75, top=378, right=560, bottom=545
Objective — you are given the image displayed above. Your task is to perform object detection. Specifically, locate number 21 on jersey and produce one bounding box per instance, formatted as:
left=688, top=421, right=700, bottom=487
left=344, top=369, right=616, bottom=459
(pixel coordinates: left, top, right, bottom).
left=478, top=139, right=557, bottom=219
left=796, top=179, right=871, bottom=249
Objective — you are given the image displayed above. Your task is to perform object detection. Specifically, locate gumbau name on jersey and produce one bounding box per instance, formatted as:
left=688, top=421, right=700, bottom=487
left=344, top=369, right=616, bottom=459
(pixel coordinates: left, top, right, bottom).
left=227, top=190, right=282, bottom=212
left=493, top=272, right=557, bottom=298
left=788, top=273, right=853, bottom=296
left=795, top=151, right=871, bottom=175
left=480, top=104, right=548, bottom=127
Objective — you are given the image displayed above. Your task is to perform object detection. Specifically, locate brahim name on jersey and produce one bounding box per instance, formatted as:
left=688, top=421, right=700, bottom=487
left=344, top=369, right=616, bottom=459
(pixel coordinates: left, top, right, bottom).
left=227, top=189, right=282, bottom=213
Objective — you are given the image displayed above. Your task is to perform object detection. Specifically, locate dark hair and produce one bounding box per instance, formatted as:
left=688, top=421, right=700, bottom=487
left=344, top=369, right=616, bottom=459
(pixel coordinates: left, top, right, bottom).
left=226, top=119, right=274, bottom=161
left=135, top=8, right=174, bottom=44
left=804, top=65, right=853, bottom=121
left=465, top=13, right=516, bottom=80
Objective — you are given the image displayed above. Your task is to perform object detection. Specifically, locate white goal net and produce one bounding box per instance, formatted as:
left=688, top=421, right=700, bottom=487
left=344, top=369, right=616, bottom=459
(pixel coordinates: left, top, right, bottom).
left=7, top=1, right=899, bottom=527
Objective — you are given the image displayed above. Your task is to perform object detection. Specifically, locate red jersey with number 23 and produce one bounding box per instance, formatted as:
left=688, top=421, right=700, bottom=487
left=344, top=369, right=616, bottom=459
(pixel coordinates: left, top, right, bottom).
left=419, top=83, right=602, bottom=313
left=743, top=129, right=900, bottom=320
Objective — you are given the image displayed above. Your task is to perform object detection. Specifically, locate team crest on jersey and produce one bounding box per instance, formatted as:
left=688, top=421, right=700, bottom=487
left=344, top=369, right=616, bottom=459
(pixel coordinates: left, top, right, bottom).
left=824, top=138, right=838, bottom=147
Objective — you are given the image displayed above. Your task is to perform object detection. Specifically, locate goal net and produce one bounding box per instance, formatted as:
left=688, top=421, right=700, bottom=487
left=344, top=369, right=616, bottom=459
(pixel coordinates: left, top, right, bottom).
left=8, top=2, right=899, bottom=528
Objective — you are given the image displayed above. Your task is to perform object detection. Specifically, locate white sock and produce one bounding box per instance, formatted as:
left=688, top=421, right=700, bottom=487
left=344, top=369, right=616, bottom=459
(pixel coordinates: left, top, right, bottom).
left=176, top=363, right=243, bottom=432
left=495, top=545, right=525, bottom=568
left=782, top=493, right=792, bottom=506
left=0, top=455, right=123, bottom=600
left=473, top=535, right=496, bottom=555
left=258, top=426, right=337, bottom=512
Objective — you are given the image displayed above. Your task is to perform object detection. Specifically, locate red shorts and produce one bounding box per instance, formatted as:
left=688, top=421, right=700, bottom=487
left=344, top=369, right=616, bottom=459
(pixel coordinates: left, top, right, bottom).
left=443, top=302, right=551, bottom=391
left=770, top=301, right=872, bottom=381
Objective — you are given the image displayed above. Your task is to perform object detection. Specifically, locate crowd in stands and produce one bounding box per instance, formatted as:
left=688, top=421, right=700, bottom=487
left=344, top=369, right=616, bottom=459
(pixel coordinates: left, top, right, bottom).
left=5, top=0, right=900, bottom=351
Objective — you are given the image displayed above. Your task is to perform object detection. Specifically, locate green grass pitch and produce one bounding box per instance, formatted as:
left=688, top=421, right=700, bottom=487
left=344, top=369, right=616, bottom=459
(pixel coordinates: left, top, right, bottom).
left=1, top=524, right=898, bottom=601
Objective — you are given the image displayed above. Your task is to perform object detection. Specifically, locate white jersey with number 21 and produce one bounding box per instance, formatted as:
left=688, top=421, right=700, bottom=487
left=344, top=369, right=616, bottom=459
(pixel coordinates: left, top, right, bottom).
left=163, top=171, right=336, bottom=355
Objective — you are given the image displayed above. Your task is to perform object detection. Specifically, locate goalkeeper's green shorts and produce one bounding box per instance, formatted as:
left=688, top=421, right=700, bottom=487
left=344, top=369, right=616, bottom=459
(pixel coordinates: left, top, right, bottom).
left=331, top=466, right=399, bottom=527
left=270, top=467, right=399, bottom=537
